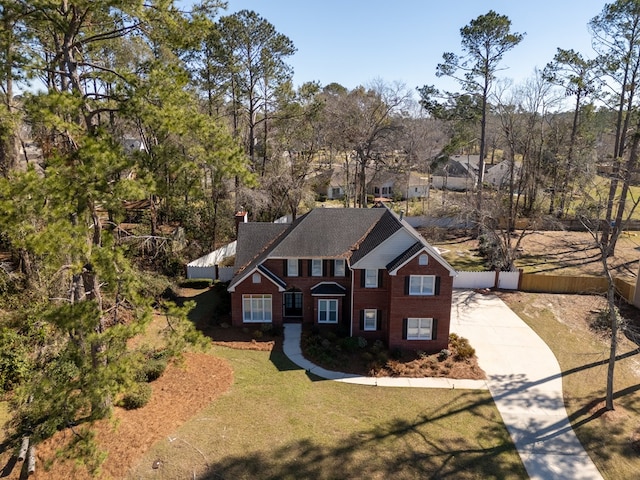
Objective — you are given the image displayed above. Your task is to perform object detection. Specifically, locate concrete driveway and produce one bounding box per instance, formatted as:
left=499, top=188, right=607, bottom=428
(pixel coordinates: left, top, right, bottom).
left=452, top=289, right=603, bottom=480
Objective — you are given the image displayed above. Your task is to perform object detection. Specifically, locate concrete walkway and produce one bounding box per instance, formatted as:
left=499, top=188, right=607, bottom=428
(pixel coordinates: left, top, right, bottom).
left=281, top=289, right=603, bottom=480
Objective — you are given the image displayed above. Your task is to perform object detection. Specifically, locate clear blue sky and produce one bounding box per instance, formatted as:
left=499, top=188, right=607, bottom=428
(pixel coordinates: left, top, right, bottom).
left=215, top=0, right=607, bottom=95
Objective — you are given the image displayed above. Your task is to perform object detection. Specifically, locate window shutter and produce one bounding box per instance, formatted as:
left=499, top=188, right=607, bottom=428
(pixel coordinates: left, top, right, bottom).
left=329, top=260, right=334, bottom=277
left=283, top=259, right=288, bottom=277
left=377, top=310, right=382, bottom=331
left=299, top=259, right=303, bottom=276
left=432, top=319, right=438, bottom=340
left=435, top=277, right=441, bottom=295
left=360, top=270, right=366, bottom=288
left=378, top=270, right=383, bottom=288
left=404, top=276, right=410, bottom=295
left=359, top=310, right=364, bottom=330
left=402, top=318, right=408, bottom=339
left=307, top=260, right=312, bottom=277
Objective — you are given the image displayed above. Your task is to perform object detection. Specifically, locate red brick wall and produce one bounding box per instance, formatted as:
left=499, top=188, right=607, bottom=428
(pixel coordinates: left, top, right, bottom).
left=231, top=259, right=351, bottom=327
left=230, top=270, right=284, bottom=326
left=387, top=254, right=453, bottom=352
left=351, top=269, right=390, bottom=342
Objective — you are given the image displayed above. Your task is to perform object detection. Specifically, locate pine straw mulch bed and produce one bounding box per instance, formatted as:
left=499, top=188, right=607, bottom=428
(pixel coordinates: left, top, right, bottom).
left=0, top=352, right=233, bottom=480
left=299, top=325, right=486, bottom=380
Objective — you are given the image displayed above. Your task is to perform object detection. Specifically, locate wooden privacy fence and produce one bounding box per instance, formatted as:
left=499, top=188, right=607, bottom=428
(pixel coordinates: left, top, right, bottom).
left=454, top=270, right=638, bottom=305
left=519, top=273, right=637, bottom=304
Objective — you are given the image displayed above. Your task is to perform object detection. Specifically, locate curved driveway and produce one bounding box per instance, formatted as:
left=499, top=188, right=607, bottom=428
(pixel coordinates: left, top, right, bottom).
left=452, top=289, right=602, bottom=480
left=282, top=289, right=603, bottom=479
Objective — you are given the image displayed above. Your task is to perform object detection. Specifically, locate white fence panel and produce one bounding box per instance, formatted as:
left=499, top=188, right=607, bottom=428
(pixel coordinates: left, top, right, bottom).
left=218, top=267, right=234, bottom=282
left=498, top=271, right=520, bottom=290
left=453, top=271, right=496, bottom=289
left=453, top=270, right=520, bottom=290
left=186, top=266, right=217, bottom=280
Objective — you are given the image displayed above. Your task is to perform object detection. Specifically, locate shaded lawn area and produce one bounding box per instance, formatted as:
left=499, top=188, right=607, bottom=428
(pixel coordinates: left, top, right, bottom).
left=500, top=292, right=640, bottom=480
left=127, top=288, right=525, bottom=479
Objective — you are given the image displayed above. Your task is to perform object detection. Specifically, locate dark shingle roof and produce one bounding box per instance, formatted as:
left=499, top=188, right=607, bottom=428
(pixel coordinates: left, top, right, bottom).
left=386, top=242, right=424, bottom=272
left=269, top=208, right=389, bottom=258
left=349, top=209, right=403, bottom=264
left=234, top=223, right=289, bottom=272
left=257, top=264, right=287, bottom=289
left=310, top=282, right=347, bottom=296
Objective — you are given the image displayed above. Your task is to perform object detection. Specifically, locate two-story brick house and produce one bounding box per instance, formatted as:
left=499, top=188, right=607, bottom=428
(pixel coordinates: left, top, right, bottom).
left=227, top=206, right=457, bottom=352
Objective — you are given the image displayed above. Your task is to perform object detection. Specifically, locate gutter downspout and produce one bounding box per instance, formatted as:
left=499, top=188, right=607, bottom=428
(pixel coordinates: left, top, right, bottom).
left=349, top=260, right=354, bottom=338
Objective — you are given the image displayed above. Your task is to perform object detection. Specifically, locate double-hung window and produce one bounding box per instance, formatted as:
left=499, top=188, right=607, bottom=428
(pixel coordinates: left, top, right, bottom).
left=409, top=275, right=435, bottom=295
left=334, top=259, right=346, bottom=277
left=242, top=294, right=272, bottom=323
left=407, top=318, right=433, bottom=340
left=287, top=259, right=299, bottom=277
left=364, top=269, right=378, bottom=288
left=311, top=259, right=323, bottom=277
left=318, top=299, right=338, bottom=323
left=363, top=309, right=377, bottom=331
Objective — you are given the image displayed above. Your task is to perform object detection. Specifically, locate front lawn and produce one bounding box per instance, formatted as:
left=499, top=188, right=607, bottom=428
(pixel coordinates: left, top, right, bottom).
left=128, top=345, right=524, bottom=479
left=125, top=287, right=525, bottom=479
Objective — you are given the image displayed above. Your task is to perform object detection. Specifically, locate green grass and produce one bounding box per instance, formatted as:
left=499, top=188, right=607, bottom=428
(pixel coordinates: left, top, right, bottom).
left=127, top=346, right=524, bottom=479
left=432, top=237, right=486, bottom=271
left=0, top=401, right=9, bottom=442
left=503, top=294, right=640, bottom=480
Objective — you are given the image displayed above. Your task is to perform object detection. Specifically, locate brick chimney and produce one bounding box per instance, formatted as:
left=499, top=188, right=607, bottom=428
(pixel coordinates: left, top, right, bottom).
left=234, top=210, right=248, bottom=236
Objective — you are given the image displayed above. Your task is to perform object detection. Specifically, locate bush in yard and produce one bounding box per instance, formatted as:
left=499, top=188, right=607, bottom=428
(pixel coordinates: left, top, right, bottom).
left=438, top=349, right=451, bottom=361
left=590, top=306, right=623, bottom=335
left=450, top=334, right=476, bottom=361
left=339, top=336, right=360, bottom=353
left=120, top=382, right=152, bottom=410
left=139, top=358, right=168, bottom=382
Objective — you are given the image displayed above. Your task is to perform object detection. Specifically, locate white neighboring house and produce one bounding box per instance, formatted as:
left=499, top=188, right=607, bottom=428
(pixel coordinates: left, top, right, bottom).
left=406, top=171, right=431, bottom=199
left=485, top=160, right=520, bottom=189
left=431, top=155, right=479, bottom=191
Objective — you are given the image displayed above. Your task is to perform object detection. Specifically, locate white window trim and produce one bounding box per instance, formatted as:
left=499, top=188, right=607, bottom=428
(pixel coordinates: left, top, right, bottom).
left=242, top=294, right=272, bottom=323
left=407, top=317, right=433, bottom=340
left=252, top=273, right=261, bottom=283
left=334, top=259, right=346, bottom=277
left=418, top=254, right=429, bottom=266
left=365, top=269, right=378, bottom=288
left=409, top=275, right=435, bottom=296
left=287, top=259, right=298, bottom=277
left=312, top=259, right=323, bottom=277
left=363, top=309, right=377, bottom=331
left=318, top=299, right=338, bottom=324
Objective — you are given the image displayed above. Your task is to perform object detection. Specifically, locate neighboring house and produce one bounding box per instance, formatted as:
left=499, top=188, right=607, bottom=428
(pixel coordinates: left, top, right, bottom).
left=369, top=171, right=398, bottom=199
left=311, top=168, right=347, bottom=200
left=431, top=155, right=479, bottom=191
left=227, top=206, right=457, bottom=352
left=406, top=171, right=431, bottom=199
left=368, top=171, right=430, bottom=200
left=485, top=160, right=519, bottom=189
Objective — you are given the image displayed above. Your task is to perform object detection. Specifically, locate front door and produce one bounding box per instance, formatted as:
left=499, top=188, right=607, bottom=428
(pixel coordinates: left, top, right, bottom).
left=283, top=290, right=303, bottom=317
